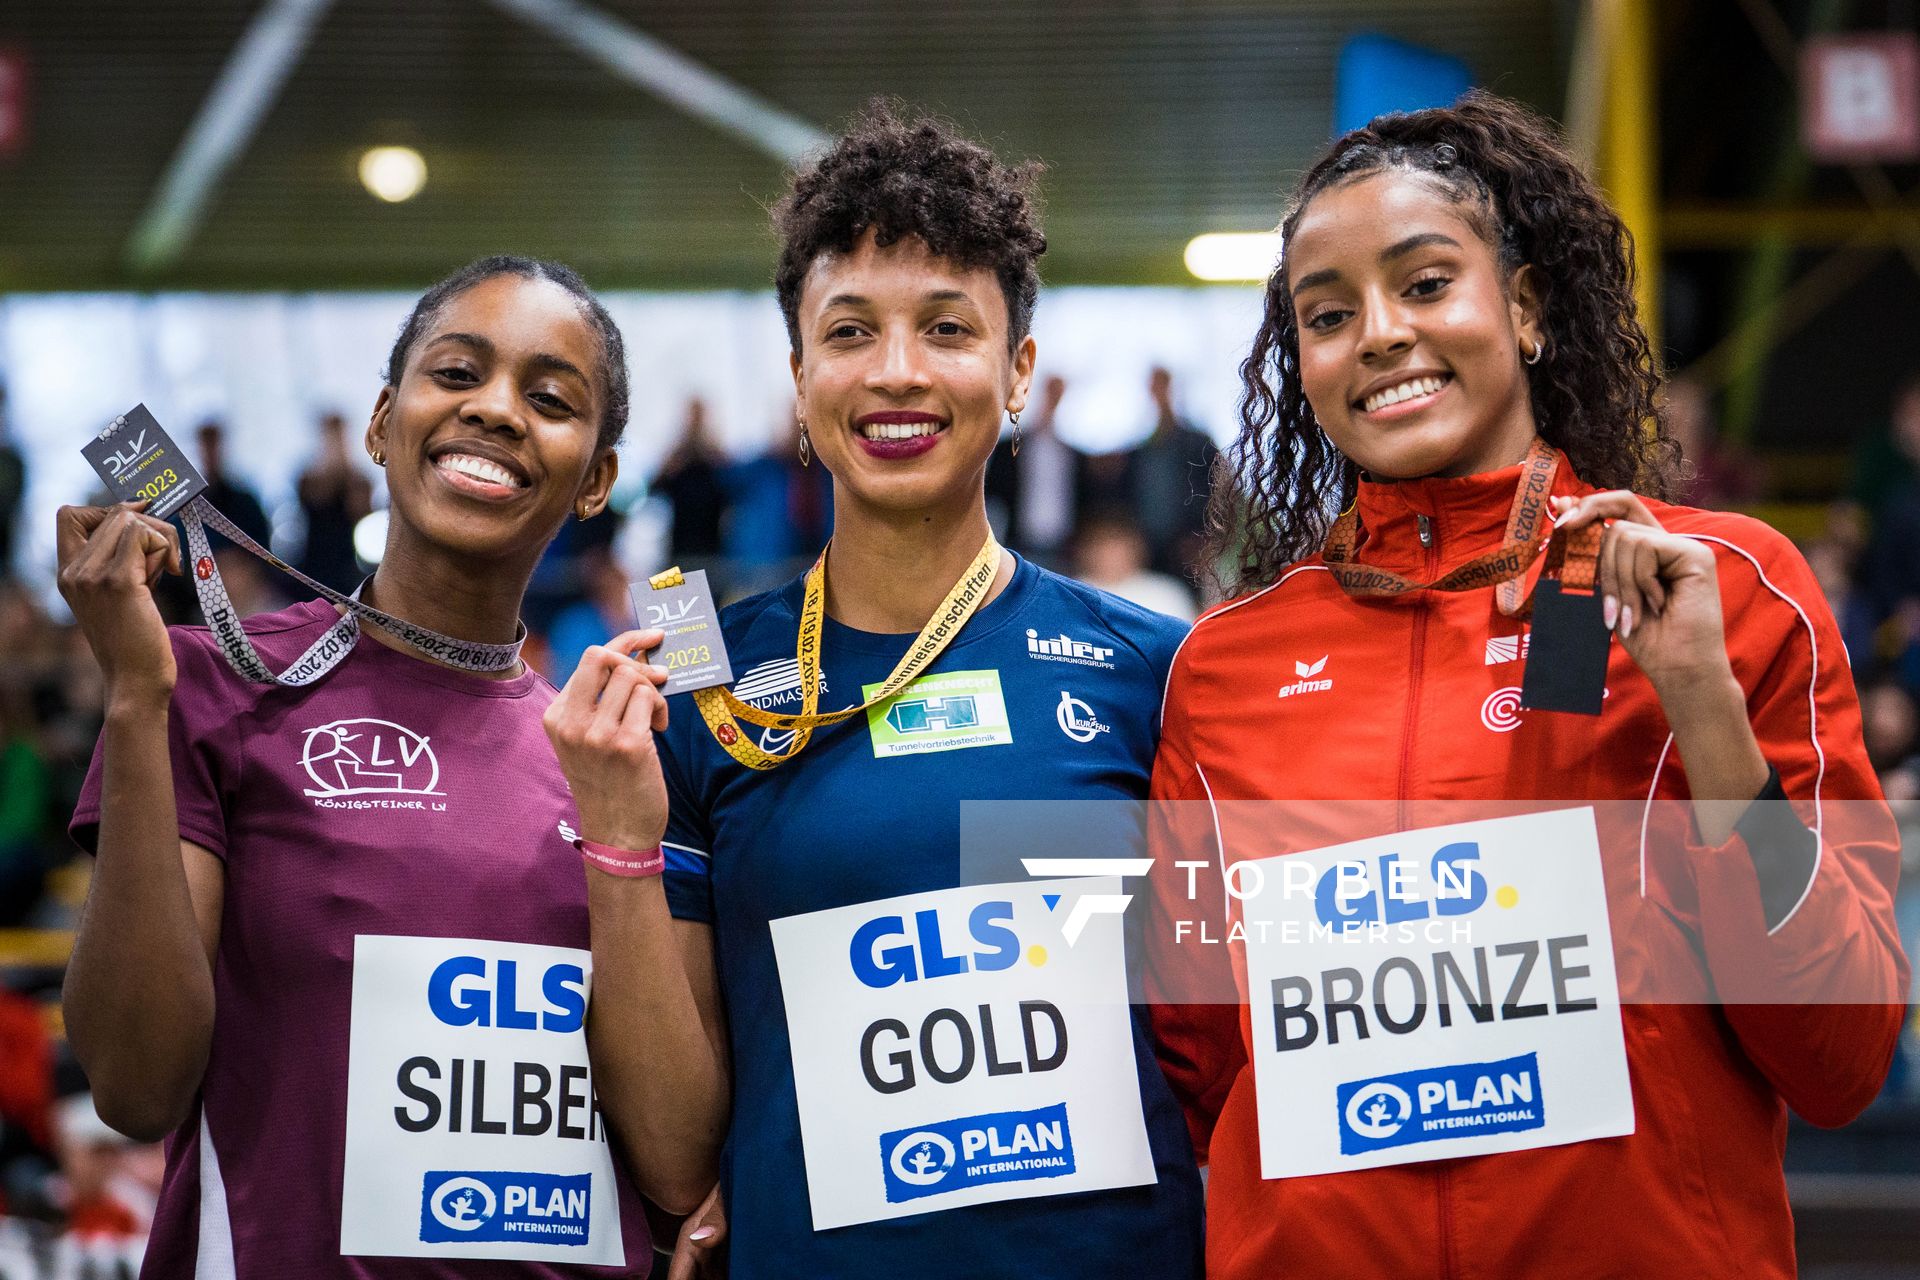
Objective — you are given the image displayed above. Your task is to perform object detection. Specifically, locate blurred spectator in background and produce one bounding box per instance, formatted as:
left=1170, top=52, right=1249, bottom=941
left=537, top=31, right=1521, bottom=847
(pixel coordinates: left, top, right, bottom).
left=723, top=417, right=832, bottom=597
left=1806, top=537, right=1879, bottom=672
left=1848, top=373, right=1920, bottom=527
left=1130, top=366, right=1219, bottom=579
left=987, top=375, right=1083, bottom=566
left=192, top=420, right=272, bottom=550
left=1858, top=387, right=1920, bottom=628
left=50, top=1091, right=161, bottom=1239
left=1666, top=375, right=1760, bottom=510
left=1070, top=514, right=1198, bottom=622
left=653, top=397, right=730, bottom=563
left=544, top=545, right=635, bottom=686
left=1862, top=679, right=1917, bottom=776
left=0, top=383, right=24, bottom=580
left=294, top=412, right=372, bottom=592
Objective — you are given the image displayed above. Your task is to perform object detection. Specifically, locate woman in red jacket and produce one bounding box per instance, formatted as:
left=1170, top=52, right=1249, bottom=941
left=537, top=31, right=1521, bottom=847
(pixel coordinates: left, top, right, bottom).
left=1150, top=92, right=1907, bottom=1279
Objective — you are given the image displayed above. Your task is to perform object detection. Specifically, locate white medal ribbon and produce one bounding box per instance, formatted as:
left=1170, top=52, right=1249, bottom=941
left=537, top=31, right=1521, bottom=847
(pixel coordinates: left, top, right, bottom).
left=179, top=496, right=524, bottom=686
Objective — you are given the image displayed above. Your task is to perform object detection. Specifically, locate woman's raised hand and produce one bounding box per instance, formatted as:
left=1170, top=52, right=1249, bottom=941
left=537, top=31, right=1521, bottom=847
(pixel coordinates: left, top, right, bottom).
left=55, top=502, right=183, bottom=701
left=542, top=628, right=674, bottom=853
left=1548, top=491, right=1732, bottom=696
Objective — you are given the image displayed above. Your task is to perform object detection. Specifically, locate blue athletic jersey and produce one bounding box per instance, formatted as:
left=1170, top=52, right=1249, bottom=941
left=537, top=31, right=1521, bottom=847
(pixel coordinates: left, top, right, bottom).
left=658, top=555, right=1203, bottom=1277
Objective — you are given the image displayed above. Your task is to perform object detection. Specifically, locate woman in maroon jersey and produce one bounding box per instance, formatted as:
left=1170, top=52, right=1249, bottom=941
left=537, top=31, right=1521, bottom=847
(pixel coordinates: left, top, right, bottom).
left=57, top=257, right=700, bottom=1276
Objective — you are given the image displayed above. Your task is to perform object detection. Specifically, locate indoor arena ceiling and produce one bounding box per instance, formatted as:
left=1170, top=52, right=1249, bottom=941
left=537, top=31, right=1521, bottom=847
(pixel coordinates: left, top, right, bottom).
left=0, top=0, right=1569, bottom=291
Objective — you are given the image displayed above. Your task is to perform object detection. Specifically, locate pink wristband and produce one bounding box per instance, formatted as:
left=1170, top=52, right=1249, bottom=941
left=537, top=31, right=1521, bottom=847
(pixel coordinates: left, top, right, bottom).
left=576, top=839, right=665, bottom=878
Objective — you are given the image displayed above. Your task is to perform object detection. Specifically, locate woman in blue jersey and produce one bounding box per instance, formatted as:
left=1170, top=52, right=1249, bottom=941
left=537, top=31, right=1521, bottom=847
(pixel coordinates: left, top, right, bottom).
left=543, top=105, right=1204, bottom=1276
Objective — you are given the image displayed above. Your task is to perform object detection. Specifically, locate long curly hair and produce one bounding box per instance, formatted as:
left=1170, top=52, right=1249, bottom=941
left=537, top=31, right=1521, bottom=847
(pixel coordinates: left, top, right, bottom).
left=1212, top=90, right=1678, bottom=595
left=773, top=100, right=1046, bottom=354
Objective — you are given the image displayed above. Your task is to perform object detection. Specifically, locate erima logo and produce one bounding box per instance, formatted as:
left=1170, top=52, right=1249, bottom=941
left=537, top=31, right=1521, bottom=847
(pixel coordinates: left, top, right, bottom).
left=1025, top=629, right=1116, bottom=669
left=1485, top=634, right=1531, bottom=665
left=1278, top=656, right=1332, bottom=698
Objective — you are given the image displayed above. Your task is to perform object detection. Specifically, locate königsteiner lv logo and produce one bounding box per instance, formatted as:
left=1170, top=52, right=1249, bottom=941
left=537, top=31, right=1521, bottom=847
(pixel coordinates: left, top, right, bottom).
left=301, top=718, right=442, bottom=797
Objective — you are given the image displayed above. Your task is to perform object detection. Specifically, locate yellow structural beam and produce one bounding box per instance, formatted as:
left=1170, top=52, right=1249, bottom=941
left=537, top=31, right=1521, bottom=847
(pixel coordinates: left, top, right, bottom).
left=1597, top=0, right=1661, bottom=346
left=1664, top=202, right=1920, bottom=248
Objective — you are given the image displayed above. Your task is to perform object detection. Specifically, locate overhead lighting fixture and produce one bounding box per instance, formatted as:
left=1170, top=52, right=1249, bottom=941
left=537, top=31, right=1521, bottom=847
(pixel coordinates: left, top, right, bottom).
left=1183, top=232, right=1284, bottom=283
left=358, top=146, right=427, bottom=202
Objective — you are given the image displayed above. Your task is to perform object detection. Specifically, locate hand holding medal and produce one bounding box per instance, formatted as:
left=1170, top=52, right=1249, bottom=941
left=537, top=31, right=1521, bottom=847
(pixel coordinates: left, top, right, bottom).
left=1546, top=490, right=1733, bottom=697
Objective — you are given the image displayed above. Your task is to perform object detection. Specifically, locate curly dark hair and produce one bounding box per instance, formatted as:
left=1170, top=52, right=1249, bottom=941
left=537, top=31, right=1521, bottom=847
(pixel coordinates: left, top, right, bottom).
left=1212, top=90, right=1678, bottom=594
left=772, top=101, right=1046, bottom=353
left=386, top=254, right=630, bottom=450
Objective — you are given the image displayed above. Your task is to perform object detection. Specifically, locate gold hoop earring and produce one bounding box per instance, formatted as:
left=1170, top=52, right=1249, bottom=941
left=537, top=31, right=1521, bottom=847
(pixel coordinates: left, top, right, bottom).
left=577, top=501, right=593, bottom=521
left=1009, top=410, right=1022, bottom=458
left=369, top=448, right=386, bottom=466
left=1524, top=339, right=1545, bottom=365
left=798, top=425, right=812, bottom=468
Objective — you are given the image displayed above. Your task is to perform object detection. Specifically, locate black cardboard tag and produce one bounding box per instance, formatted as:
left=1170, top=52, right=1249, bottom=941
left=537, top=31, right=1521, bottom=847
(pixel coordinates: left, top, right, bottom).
left=81, top=404, right=208, bottom=519
left=1519, top=580, right=1610, bottom=716
left=632, top=570, right=734, bottom=695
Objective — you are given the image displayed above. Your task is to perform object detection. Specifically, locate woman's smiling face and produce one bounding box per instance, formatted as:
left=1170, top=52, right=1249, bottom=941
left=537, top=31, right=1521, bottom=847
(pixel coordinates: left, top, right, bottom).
left=790, top=228, right=1033, bottom=520
left=1286, top=169, right=1544, bottom=481
left=369, top=273, right=616, bottom=560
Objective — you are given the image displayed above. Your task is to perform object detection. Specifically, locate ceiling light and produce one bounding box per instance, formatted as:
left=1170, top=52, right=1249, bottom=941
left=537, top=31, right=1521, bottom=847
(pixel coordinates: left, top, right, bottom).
left=1183, top=232, right=1283, bottom=283
left=359, top=146, right=427, bottom=203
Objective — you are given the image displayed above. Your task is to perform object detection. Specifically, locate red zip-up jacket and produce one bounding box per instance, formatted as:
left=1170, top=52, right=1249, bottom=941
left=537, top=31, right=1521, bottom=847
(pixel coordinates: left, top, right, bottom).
left=1149, top=458, right=1907, bottom=1280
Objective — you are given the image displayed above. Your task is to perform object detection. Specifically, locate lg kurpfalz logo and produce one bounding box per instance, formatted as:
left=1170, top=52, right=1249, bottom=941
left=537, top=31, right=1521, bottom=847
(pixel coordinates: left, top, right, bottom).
left=419, top=1170, right=591, bottom=1246
left=301, top=717, right=445, bottom=810
left=1336, top=1052, right=1544, bottom=1156
left=878, top=1104, right=1076, bottom=1204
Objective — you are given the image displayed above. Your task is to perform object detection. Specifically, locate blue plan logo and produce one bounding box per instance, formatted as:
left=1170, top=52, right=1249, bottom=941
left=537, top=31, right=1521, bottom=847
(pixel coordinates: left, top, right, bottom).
left=1336, top=1053, right=1545, bottom=1155
left=879, top=1104, right=1077, bottom=1203
left=419, top=1170, right=592, bottom=1245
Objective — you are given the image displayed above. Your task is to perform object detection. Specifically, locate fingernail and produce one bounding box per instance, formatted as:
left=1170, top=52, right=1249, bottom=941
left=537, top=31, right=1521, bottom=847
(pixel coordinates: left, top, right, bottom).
left=1602, top=595, right=1618, bottom=629
left=1620, top=606, right=1633, bottom=639
left=690, top=1228, right=716, bottom=1241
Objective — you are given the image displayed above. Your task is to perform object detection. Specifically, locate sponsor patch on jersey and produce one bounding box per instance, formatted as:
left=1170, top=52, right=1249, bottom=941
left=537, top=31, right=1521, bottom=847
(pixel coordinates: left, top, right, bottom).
left=879, top=1104, right=1077, bottom=1204
left=864, top=670, right=1013, bottom=758
left=1335, top=1053, right=1545, bottom=1155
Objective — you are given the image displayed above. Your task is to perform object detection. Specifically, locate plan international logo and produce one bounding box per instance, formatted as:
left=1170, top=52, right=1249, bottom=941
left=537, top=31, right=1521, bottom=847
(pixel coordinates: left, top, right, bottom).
left=879, top=1104, right=1077, bottom=1204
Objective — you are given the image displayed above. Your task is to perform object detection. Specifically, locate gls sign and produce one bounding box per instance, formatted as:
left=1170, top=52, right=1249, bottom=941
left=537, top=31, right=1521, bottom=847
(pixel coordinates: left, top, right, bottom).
left=1314, top=843, right=1488, bottom=929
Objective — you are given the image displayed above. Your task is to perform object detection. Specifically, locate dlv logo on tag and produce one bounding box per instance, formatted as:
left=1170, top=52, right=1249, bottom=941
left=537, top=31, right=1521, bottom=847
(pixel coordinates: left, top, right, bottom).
left=646, top=599, right=697, bottom=625
left=102, top=430, right=150, bottom=477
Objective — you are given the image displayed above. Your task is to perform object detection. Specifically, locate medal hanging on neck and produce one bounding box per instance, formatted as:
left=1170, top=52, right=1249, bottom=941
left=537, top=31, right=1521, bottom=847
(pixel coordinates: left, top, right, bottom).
left=84, top=404, right=524, bottom=687
left=693, top=536, right=1003, bottom=770
left=1319, top=436, right=1609, bottom=715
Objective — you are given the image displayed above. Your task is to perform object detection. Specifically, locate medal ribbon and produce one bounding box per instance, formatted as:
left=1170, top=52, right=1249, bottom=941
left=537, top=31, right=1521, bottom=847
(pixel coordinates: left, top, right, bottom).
left=1321, top=437, right=1600, bottom=618
left=693, top=536, right=1003, bottom=771
left=180, top=496, right=525, bottom=686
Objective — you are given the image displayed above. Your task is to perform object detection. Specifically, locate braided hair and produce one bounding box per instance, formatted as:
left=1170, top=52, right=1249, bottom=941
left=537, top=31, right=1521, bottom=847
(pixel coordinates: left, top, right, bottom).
left=1212, top=90, right=1677, bottom=594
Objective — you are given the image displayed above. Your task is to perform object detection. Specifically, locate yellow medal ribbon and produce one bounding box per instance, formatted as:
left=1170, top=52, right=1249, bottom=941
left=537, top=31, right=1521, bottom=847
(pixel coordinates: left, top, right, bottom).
left=693, top=536, right=1004, bottom=771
